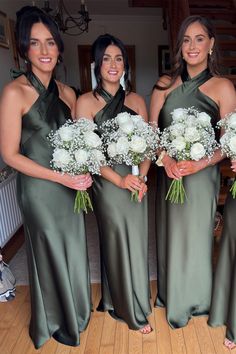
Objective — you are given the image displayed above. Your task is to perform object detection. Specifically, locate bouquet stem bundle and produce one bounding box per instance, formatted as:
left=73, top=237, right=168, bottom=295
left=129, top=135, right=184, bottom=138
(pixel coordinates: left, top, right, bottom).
left=165, top=178, right=187, bottom=204
left=230, top=180, right=236, bottom=199
left=74, top=190, right=93, bottom=214
left=131, top=165, right=139, bottom=202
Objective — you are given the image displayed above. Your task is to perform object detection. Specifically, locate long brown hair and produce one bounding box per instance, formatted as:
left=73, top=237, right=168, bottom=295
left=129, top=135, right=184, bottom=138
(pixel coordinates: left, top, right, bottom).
left=154, top=15, right=220, bottom=91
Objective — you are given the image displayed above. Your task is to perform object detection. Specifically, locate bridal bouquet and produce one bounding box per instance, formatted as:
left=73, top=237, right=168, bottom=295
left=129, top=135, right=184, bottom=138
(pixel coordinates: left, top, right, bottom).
left=100, top=112, right=160, bottom=201
left=160, top=107, right=218, bottom=204
left=48, top=118, right=106, bottom=213
left=218, top=111, right=236, bottom=198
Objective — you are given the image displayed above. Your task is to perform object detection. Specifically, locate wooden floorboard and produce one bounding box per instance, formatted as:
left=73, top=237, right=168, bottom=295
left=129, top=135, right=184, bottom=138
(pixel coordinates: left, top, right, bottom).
left=0, top=282, right=231, bottom=354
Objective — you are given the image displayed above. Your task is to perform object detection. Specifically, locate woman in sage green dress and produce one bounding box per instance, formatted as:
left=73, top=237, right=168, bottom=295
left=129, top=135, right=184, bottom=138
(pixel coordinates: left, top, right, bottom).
left=208, top=163, right=236, bottom=350
left=149, top=15, right=236, bottom=328
left=0, top=6, right=92, bottom=349
left=76, top=34, right=152, bottom=334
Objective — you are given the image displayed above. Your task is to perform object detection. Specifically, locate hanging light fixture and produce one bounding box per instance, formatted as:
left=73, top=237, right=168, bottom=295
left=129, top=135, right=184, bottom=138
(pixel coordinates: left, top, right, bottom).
left=41, top=0, right=91, bottom=36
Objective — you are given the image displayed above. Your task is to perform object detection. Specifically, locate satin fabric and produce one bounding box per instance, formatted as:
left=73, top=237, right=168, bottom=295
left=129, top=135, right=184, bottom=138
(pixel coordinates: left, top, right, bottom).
left=208, top=193, right=236, bottom=342
left=93, top=86, right=151, bottom=329
left=155, top=68, right=221, bottom=328
left=16, top=71, right=91, bottom=348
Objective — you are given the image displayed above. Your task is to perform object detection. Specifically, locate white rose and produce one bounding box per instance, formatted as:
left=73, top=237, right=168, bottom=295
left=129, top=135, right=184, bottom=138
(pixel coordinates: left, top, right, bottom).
left=74, top=149, right=88, bottom=164
left=91, top=149, right=105, bottom=163
left=53, top=148, right=71, bottom=168
left=190, top=143, right=206, bottom=160
left=170, top=123, right=185, bottom=137
left=184, top=127, right=200, bottom=142
left=84, top=131, right=102, bottom=148
left=172, top=136, right=186, bottom=151
left=198, top=112, right=211, bottom=127
left=116, top=112, right=131, bottom=126
left=186, top=116, right=197, bottom=127
left=107, top=142, right=117, bottom=157
left=130, top=135, right=147, bottom=153
left=171, top=108, right=187, bottom=122
left=116, top=136, right=130, bottom=154
left=229, top=136, right=236, bottom=153
left=228, top=113, right=236, bottom=129
left=58, top=126, right=74, bottom=142
left=119, top=121, right=134, bottom=134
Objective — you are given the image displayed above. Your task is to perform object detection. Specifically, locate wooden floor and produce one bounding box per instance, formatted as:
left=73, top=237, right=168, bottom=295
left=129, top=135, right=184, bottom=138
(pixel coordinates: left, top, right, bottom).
left=0, top=281, right=231, bottom=354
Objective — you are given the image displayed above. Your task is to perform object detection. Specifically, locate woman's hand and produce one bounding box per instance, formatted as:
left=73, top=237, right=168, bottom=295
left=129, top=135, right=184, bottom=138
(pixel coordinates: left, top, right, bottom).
left=162, top=154, right=182, bottom=179
left=231, top=160, right=236, bottom=173
left=58, top=173, right=93, bottom=190
left=177, top=160, right=206, bottom=176
left=138, top=181, right=148, bottom=202
left=120, top=174, right=142, bottom=192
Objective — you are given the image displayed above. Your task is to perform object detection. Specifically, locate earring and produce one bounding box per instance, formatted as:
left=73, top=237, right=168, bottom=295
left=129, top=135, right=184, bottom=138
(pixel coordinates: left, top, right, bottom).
left=24, top=59, right=28, bottom=64
left=209, top=48, right=213, bottom=56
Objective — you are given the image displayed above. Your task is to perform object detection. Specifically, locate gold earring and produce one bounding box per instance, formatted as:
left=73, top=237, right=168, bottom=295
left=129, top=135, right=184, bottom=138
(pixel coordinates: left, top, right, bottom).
left=209, top=48, right=213, bottom=56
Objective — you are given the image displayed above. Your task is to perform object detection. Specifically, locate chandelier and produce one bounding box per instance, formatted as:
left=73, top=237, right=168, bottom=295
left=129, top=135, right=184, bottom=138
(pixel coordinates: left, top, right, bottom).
left=41, top=0, right=91, bottom=36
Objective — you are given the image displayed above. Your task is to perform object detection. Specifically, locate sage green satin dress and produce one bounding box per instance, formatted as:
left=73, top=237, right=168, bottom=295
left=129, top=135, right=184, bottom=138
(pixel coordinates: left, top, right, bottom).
left=208, top=191, right=236, bottom=342
left=155, top=68, right=220, bottom=328
left=93, top=86, right=151, bottom=330
left=16, top=71, right=91, bottom=348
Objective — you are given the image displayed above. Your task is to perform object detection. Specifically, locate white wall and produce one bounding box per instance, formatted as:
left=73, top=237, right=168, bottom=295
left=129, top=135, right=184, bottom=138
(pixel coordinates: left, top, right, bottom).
left=0, top=3, right=168, bottom=169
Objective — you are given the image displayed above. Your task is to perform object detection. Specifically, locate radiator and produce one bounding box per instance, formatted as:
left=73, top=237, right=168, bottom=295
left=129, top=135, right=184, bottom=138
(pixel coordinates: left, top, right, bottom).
left=0, top=172, right=22, bottom=247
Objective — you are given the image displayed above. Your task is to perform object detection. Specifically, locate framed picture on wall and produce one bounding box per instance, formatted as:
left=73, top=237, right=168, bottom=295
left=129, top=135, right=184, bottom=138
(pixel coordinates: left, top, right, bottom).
left=158, top=45, right=171, bottom=77
left=8, top=19, right=20, bottom=68
left=0, top=11, right=9, bottom=49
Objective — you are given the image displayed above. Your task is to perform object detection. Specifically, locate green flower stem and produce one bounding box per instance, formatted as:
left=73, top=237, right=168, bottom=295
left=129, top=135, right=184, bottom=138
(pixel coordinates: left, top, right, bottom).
left=165, top=177, right=187, bottom=204
left=74, top=190, right=93, bottom=214
left=131, top=190, right=139, bottom=202
left=230, top=181, right=236, bottom=199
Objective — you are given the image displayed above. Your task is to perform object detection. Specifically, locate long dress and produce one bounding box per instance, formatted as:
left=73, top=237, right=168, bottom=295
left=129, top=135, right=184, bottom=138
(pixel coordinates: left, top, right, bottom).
left=16, top=71, right=91, bottom=348
left=93, top=86, right=151, bottom=330
left=208, top=191, right=236, bottom=342
left=155, top=68, right=220, bottom=328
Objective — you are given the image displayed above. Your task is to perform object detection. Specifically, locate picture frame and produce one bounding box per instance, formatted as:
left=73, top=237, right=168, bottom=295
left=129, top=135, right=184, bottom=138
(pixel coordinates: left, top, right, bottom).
left=8, top=19, right=20, bottom=68
left=0, top=11, right=9, bottom=49
left=158, top=45, right=171, bottom=77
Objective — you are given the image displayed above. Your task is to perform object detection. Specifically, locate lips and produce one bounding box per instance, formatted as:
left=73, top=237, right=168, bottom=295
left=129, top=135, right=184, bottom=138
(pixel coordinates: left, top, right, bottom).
left=187, top=52, right=199, bottom=58
left=108, top=69, right=119, bottom=74
left=39, top=58, right=52, bottom=63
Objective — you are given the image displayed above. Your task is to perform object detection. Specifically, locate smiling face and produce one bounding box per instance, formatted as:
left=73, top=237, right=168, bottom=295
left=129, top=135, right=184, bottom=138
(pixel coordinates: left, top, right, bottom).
left=100, top=44, right=124, bottom=86
left=27, top=22, right=59, bottom=77
left=181, top=21, right=214, bottom=71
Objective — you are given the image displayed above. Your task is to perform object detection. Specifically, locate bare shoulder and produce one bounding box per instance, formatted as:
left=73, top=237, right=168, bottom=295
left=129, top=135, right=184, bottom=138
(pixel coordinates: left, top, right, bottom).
left=125, top=91, right=145, bottom=106
left=210, top=76, right=235, bottom=94
left=76, top=91, right=98, bottom=118
left=155, top=74, right=172, bottom=88
left=1, top=76, right=25, bottom=100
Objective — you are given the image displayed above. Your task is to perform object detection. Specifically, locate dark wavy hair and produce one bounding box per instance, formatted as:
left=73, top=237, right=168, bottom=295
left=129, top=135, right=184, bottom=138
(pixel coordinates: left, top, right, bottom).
left=91, top=33, right=131, bottom=96
left=154, top=15, right=220, bottom=90
left=15, top=6, right=64, bottom=69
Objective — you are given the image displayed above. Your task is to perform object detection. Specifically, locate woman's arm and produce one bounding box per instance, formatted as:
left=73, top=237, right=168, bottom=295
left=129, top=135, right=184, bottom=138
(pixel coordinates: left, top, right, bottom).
left=0, top=83, right=91, bottom=190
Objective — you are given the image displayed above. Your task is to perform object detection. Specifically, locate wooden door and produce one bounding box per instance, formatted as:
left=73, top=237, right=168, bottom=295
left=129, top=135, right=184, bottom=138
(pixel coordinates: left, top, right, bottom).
left=78, top=45, right=136, bottom=93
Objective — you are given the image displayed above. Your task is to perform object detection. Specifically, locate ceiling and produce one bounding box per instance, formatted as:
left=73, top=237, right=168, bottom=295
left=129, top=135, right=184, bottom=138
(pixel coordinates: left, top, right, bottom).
left=9, top=0, right=162, bottom=17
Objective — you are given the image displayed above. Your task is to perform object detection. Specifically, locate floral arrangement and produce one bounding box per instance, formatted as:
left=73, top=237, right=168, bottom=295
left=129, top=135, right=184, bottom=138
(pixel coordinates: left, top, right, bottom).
left=48, top=118, right=106, bottom=213
left=218, top=111, right=236, bottom=198
left=100, top=112, right=160, bottom=201
left=160, top=107, right=218, bottom=204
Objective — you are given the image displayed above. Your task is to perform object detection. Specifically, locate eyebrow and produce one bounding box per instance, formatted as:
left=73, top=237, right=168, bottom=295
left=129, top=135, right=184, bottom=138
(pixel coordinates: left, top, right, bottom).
left=29, top=37, right=55, bottom=40
left=103, top=53, right=123, bottom=57
left=183, top=34, right=206, bottom=38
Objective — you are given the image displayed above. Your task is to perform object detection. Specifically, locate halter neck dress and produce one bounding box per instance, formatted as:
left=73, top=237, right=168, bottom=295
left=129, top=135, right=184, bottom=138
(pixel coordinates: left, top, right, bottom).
left=155, top=68, right=220, bottom=328
left=208, top=193, right=236, bottom=343
left=16, top=71, right=91, bottom=348
left=93, top=86, right=151, bottom=329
